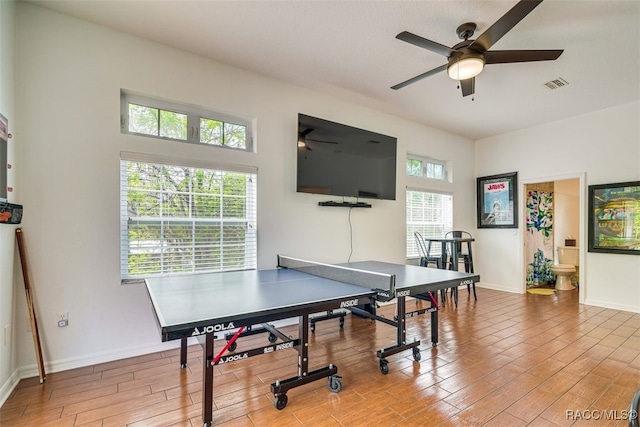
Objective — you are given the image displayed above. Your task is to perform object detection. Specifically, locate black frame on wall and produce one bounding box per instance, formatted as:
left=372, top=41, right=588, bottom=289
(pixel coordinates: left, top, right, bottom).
left=588, top=181, right=640, bottom=255
left=476, top=172, right=518, bottom=229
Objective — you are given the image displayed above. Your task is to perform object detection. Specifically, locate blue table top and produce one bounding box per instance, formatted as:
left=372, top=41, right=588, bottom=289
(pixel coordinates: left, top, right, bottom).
left=145, top=261, right=479, bottom=340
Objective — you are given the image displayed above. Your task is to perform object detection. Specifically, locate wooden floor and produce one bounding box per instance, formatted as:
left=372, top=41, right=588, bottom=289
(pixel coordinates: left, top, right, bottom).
left=2, top=286, right=639, bottom=426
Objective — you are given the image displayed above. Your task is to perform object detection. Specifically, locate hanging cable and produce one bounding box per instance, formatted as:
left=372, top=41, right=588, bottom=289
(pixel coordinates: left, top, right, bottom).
left=348, top=207, right=354, bottom=262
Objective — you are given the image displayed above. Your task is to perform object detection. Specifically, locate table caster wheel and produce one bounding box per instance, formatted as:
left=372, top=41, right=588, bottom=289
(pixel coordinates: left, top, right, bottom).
left=328, top=375, right=342, bottom=393
left=413, top=347, right=421, bottom=362
left=274, top=393, right=288, bottom=410
left=310, top=323, right=316, bottom=333
left=339, top=317, right=344, bottom=328
left=268, top=333, right=277, bottom=343
left=228, top=341, right=237, bottom=352
left=380, top=359, right=389, bottom=375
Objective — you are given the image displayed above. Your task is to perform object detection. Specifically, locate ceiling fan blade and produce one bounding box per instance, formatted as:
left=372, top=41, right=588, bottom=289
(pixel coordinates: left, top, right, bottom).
left=396, top=31, right=455, bottom=57
left=307, top=138, right=338, bottom=144
left=484, top=49, right=563, bottom=64
left=460, top=77, right=475, bottom=97
left=391, top=64, right=448, bottom=90
left=469, top=0, right=543, bottom=54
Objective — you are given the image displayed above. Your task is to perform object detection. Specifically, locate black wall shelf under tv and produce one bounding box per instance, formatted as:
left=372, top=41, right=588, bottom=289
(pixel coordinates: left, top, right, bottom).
left=318, top=201, right=372, bottom=208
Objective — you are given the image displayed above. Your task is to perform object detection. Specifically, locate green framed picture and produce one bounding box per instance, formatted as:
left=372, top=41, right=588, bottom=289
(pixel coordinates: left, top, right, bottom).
left=588, top=181, right=640, bottom=255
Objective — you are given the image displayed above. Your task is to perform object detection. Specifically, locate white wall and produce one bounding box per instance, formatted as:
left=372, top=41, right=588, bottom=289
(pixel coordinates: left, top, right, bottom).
left=0, top=0, right=19, bottom=407
left=554, top=179, right=580, bottom=253
left=475, top=101, right=640, bottom=312
left=8, top=1, right=476, bottom=385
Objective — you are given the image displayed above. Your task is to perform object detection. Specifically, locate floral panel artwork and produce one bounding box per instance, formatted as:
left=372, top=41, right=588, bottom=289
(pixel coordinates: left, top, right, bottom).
left=525, top=190, right=554, bottom=287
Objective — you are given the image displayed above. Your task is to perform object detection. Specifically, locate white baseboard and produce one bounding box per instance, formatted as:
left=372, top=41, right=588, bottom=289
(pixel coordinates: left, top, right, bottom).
left=475, top=282, right=520, bottom=294
left=583, top=298, right=640, bottom=314
left=0, top=368, right=21, bottom=408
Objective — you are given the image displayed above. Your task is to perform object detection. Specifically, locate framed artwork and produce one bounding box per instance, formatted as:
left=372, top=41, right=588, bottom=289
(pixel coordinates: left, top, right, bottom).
left=477, top=172, right=518, bottom=228
left=588, top=181, right=640, bottom=255
left=0, top=113, right=7, bottom=202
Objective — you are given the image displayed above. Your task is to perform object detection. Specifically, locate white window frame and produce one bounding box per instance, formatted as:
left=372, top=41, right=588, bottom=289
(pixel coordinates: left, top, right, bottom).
left=406, top=189, right=453, bottom=259
left=120, top=91, right=254, bottom=152
left=120, top=152, right=257, bottom=281
left=406, top=153, right=451, bottom=182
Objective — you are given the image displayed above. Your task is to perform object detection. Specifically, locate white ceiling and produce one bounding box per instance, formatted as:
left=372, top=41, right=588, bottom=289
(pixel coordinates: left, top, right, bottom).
left=25, top=0, right=640, bottom=140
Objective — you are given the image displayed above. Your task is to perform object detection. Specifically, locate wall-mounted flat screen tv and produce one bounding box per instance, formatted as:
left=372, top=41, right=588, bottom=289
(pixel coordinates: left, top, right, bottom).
left=296, top=114, right=397, bottom=201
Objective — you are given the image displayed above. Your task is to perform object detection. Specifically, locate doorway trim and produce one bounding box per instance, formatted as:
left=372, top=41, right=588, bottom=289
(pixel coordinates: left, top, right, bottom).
left=520, top=172, right=586, bottom=304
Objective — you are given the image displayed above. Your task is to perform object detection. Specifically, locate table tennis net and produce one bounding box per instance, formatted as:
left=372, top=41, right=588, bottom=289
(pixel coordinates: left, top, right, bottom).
left=277, top=255, right=395, bottom=293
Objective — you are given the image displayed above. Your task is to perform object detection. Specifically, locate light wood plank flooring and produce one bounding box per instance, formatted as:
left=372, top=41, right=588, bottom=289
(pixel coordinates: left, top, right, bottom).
left=2, top=287, right=639, bottom=426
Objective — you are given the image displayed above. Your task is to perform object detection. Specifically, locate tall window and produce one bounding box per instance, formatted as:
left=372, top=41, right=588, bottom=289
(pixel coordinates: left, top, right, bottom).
left=121, top=91, right=253, bottom=152
left=406, top=190, right=453, bottom=258
left=120, top=157, right=257, bottom=279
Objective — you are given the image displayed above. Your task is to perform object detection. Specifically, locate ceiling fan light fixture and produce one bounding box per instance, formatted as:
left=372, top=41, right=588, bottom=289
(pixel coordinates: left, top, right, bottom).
left=447, top=55, right=485, bottom=80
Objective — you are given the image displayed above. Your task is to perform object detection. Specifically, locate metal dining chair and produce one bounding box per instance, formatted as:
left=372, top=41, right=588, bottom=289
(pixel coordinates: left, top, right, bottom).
left=414, top=231, right=441, bottom=268
left=444, top=230, right=477, bottom=300
left=414, top=231, right=452, bottom=303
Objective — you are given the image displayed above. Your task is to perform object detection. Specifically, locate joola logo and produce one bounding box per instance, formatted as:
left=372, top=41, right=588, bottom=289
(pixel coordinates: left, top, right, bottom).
left=276, top=342, right=294, bottom=350
left=377, top=291, right=390, bottom=298
left=263, top=347, right=274, bottom=354
left=218, top=353, right=248, bottom=364
left=340, top=299, right=358, bottom=308
left=397, top=290, right=410, bottom=297
left=192, top=322, right=235, bottom=336
left=460, top=280, right=473, bottom=286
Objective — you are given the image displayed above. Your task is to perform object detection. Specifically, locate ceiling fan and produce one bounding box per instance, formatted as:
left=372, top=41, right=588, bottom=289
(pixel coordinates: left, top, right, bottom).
left=391, top=0, right=563, bottom=98
left=297, top=128, right=339, bottom=151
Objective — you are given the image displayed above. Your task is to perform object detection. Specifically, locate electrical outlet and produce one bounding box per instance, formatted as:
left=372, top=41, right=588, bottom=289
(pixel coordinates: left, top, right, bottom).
left=57, top=312, right=69, bottom=327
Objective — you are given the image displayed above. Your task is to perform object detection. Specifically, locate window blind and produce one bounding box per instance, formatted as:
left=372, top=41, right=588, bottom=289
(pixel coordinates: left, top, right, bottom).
left=406, top=189, right=453, bottom=258
left=120, top=159, right=257, bottom=279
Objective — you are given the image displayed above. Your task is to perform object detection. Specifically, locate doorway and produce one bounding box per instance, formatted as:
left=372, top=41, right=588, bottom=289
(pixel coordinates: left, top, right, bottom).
left=521, top=173, right=585, bottom=303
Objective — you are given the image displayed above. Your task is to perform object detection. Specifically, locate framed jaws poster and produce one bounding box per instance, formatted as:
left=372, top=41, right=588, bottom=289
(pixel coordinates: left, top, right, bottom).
left=477, top=172, right=518, bottom=228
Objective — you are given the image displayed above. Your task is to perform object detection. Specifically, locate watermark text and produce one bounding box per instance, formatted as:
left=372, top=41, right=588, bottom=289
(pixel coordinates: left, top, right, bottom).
left=566, top=409, right=637, bottom=421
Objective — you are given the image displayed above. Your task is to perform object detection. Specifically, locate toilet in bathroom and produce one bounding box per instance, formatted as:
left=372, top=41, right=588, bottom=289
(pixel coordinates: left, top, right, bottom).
left=550, top=246, right=579, bottom=290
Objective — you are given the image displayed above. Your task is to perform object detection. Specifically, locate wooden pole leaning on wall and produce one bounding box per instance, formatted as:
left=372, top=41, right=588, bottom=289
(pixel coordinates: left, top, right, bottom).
left=15, top=228, right=46, bottom=383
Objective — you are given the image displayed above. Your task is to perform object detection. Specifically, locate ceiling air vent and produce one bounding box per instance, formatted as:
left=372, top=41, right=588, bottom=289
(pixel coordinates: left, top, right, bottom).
left=544, top=77, right=569, bottom=90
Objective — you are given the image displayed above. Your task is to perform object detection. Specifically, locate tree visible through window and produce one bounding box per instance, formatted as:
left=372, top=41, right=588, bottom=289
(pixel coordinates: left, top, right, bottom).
left=406, top=156, right=447, bottom=181
left=121, top=91, right=253, bottom=151
left=121, top=160, right=257, bottom=279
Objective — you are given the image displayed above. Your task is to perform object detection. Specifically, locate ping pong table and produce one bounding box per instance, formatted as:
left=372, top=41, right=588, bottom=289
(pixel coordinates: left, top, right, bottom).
left=145, top=255, right=479, bottom=427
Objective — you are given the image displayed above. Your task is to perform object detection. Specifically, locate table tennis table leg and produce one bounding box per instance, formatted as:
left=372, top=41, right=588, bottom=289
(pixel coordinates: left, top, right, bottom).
left=375, top=296, right=421, bottom=374
left=202, top=332, right=214, bottom=427
left=396, top=296, right=406, bottom=349
left=270, top=313, right=341, bottom=409
left=180, top=337, right=188, bottom=368
left=430, top=293, right=438, bottom=347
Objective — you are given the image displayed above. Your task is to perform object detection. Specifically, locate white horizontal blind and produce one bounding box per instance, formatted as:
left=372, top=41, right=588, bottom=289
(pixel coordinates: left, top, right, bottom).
left=406, top=189, right=453, bottom=258
left=120, top=160, right=257, bottom=279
